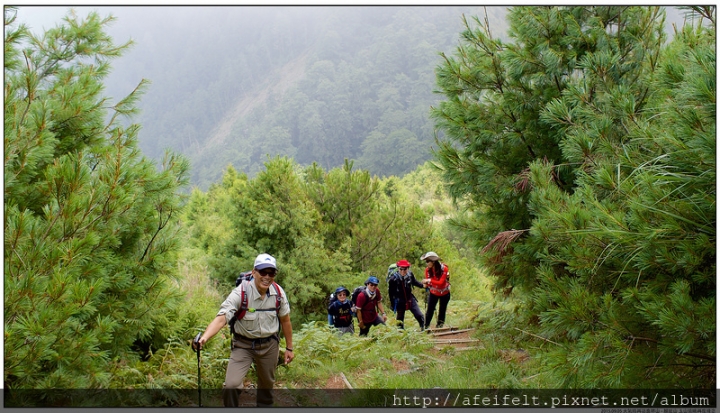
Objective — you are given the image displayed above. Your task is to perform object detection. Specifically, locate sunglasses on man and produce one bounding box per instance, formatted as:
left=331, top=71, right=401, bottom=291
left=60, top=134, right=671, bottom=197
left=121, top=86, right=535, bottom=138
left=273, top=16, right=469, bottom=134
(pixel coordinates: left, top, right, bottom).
left=258, top=269, right=277, bottom=277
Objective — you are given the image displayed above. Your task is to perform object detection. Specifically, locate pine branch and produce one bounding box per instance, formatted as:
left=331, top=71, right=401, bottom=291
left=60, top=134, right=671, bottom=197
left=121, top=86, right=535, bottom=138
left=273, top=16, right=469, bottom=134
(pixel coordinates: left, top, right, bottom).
left=357, top=200, right=398, bottom=266
left=140, top=205, right=173, bottom=262
left=482, top=229, right=529, bottom=256
left=513, top=327, right=563, bottom=346
left=631, top=336, right=715, bottom=362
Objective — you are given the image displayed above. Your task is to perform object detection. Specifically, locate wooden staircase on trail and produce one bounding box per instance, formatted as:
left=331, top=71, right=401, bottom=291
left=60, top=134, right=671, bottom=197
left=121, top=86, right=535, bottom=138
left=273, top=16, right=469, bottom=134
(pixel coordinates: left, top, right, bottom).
left=426, top=326, right=482, bottom=351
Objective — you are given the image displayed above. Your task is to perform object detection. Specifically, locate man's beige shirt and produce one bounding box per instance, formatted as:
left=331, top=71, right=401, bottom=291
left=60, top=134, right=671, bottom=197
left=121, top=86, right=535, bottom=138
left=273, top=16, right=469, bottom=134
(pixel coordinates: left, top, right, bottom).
left=218, top=279, right=290, bottom=339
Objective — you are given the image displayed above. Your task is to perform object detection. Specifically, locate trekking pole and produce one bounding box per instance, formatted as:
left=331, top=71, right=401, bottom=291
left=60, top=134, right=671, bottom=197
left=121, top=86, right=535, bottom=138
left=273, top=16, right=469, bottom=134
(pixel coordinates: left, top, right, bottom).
left=193, top=332, right=203, bottom=407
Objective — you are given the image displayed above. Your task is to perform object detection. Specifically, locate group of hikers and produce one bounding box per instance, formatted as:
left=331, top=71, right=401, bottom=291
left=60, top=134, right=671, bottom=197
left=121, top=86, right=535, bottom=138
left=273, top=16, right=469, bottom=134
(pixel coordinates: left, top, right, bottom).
left=192, top=250, right=450, bottom=407
left=327, top=251, right=451, bottom=336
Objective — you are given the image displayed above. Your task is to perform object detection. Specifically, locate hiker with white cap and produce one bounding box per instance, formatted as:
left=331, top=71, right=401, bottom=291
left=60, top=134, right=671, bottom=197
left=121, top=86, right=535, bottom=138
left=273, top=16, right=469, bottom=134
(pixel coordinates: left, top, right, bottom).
left=193, top=253, right=293, bottom=407
left=420, top=251, right=451, bottom=329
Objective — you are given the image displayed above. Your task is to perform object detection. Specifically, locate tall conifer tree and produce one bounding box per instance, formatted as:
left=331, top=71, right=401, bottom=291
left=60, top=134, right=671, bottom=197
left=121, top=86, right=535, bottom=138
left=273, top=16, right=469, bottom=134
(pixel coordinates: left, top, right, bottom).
left=4, top=9, right=189, bottom=390
left=433, top=6, right=715, bottom=386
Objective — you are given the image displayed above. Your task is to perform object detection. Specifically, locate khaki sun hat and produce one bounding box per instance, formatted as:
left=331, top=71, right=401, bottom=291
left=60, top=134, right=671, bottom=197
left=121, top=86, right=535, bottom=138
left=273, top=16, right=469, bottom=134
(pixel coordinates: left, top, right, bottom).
left=420, top=251, right=440, bottom=261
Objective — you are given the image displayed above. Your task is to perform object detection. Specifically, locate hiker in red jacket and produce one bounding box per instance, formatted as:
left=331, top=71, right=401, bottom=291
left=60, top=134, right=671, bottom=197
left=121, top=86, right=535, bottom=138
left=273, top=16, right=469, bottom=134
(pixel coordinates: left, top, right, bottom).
left=421, top=251, right=450, bottom=329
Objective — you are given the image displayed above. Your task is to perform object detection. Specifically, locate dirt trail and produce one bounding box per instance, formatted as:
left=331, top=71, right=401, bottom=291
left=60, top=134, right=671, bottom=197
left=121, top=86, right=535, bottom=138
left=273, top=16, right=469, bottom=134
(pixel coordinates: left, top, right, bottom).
left=225, top=324, right=505, bottom=406
left=318, top=326, right=483, bottom=393
left=234, top=308, right=493, bottom=405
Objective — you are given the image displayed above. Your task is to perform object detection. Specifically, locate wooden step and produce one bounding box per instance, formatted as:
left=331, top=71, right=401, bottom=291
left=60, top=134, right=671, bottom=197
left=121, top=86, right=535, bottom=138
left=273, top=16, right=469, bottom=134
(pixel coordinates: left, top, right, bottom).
left=340, top=372, right=354, bottom=390
left=431, top=328, right=475, bottom=337
left=431, top=338, right=481, bottom=344
left=434, top=346, right=483, bottom=351
left=425, top=326, right=457, bottom=333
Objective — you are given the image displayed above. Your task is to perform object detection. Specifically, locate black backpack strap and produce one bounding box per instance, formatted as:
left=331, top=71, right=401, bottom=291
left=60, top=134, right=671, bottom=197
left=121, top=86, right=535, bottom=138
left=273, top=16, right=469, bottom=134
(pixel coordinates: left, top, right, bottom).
left=273, top=282, right=282, bottom=332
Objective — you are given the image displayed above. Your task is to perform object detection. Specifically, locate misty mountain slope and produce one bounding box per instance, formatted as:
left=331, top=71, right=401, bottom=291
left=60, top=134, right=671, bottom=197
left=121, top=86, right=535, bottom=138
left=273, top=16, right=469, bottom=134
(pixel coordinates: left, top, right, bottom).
left=203, top=52, right=311, bottom=156
left=17, top=6, right=687, bottom=189
left=31, top=6, right=506, bottom=187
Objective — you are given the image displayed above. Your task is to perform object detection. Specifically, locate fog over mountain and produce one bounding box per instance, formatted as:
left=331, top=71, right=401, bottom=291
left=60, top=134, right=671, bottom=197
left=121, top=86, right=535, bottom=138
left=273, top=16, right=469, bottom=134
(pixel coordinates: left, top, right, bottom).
left=13, top=6, right=687, bottom=188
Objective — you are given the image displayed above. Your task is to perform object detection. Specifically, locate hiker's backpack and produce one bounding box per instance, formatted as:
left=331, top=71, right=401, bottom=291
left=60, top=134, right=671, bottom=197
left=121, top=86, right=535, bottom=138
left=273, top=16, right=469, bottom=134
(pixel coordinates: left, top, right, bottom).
left=327, top=292, right=337, bottom=324
left=387, top=272, right=402, bottom=302
left=386, top=263, right=398, bottom=282
left=235, top=271, right=253, bottom=287
left=350, top=285, right=366, bottom=307
left=228, top=272, right=283, bottom=334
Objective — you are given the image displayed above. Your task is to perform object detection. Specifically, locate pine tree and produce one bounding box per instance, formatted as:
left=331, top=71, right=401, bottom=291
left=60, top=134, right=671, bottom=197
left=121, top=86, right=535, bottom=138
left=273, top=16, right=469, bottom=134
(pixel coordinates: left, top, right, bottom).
left=4, top=8, right=189, bottom=392
left=433, top=6, right=715, bottom=386
left=432, top=7, right=606, bottom=291
left=304, top=159, right=432, bottom=273
left=531, top=7, right=715, bottom=387
left=183, top=157, right=434, bottom=319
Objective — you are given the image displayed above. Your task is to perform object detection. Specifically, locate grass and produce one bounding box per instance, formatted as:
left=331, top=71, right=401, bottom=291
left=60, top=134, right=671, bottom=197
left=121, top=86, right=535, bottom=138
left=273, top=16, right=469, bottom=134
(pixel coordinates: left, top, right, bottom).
left=278, top=298, right=555, bottom=393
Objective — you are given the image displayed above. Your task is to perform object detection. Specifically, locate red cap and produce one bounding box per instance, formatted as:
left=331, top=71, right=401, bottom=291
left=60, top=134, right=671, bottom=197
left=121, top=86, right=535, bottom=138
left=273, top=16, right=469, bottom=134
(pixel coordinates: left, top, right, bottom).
left=396, top=259, right=411, bottom=267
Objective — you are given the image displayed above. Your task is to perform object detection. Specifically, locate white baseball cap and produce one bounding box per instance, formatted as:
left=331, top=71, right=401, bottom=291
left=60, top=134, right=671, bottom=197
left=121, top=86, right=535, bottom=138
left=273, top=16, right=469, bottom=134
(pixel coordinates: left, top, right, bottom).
left=253, top=253, right=277, bottom=270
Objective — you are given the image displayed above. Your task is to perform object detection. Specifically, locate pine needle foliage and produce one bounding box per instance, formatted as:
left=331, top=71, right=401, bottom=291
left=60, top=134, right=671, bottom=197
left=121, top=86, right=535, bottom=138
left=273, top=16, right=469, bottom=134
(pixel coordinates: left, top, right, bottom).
left=432, top=6, right=715, bottom=387
left=530, top=9, right=716, bottom=388
left=4, top=8, right=190, bottom=390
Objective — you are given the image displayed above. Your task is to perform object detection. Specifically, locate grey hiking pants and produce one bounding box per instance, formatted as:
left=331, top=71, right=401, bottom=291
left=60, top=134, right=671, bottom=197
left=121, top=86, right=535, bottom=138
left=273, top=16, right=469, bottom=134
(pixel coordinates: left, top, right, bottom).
left=222, top=336, right=279, bottom=407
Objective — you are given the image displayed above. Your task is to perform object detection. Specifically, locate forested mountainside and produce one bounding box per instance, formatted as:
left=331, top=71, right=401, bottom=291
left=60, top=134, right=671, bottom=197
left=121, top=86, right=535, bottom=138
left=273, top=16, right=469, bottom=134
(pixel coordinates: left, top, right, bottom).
left=23, top=6, right=508, bottom=188
left=18, top=6, right=689, bottom=189
left=110, top=7, right=511, bottom=188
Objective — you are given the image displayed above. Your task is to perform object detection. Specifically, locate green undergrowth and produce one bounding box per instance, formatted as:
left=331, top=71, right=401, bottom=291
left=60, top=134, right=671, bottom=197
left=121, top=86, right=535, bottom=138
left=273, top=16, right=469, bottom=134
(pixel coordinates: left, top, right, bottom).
left=104, top=254, right=562, bottom=406
left=280, top=297, right=560, bottom=392
left=104, top=295, right=562, bottom=407
left=282, top=321, right=433, bottom=388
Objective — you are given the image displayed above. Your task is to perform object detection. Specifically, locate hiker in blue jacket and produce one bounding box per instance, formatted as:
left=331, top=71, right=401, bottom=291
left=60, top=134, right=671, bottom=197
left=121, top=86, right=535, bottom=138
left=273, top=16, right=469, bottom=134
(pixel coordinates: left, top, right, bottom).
left=328, top=286, right=355, bottom=335
left=387, top=259, right=425, bottom=330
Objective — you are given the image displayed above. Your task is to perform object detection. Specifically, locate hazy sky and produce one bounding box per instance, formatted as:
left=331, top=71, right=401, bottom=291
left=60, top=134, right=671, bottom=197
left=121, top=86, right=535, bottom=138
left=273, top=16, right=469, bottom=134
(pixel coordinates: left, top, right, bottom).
left=13, top=4, right=690, bottom=36
left=11, top=2, right=477, bottom=31
left=15, top=6, right=97, bottom=32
